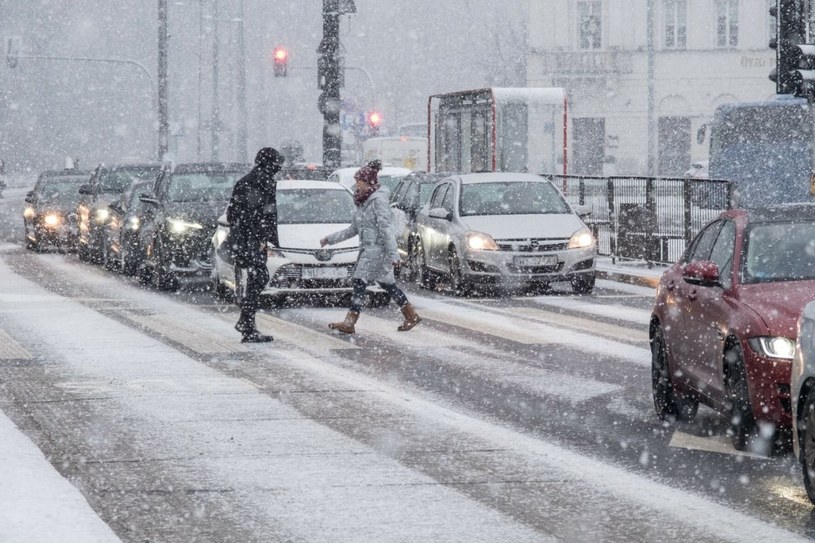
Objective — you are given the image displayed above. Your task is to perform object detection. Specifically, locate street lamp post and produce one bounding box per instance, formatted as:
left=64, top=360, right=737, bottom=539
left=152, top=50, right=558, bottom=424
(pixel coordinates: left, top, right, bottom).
left=211, top=0, right=221, bottom=161
left=158, top=0, right=169, bottom=161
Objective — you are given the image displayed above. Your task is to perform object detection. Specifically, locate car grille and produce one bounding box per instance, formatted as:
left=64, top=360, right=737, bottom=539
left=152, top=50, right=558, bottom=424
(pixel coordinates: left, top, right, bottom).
left=505, top=262, right=564, bottom=274
left=496, top=238, right=569, bottom=252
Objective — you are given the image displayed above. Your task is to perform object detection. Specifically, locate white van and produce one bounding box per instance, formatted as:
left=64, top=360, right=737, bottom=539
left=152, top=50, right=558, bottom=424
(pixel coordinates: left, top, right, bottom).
left=362, top=136, right=427, bottom=172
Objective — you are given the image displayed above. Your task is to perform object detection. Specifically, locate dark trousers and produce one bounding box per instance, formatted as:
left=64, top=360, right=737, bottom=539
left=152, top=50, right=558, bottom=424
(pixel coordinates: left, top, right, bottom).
left=236, top=251, right=270, bottom=329
left=350, top=278, right=408, bottom=312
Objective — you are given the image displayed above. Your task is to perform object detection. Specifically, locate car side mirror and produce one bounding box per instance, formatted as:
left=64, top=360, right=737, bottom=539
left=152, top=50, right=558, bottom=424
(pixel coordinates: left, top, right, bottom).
left=428, top=207, right=451, bottom=220
left=78, top=184, right=94, bottom=195
left=139, top=193, right=159, bottom=206
left=24, top=191, right=37, bottom=204
left=683, top=260, right=721, bottom=287
left=573, top=204, right=592, bottom=218
left=108, top=201, right=123, bottom=215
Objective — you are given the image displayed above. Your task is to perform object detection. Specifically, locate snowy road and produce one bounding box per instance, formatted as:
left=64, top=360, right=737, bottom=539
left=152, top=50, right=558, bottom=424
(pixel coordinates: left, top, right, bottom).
left=1, top=187, right=814, bottom=542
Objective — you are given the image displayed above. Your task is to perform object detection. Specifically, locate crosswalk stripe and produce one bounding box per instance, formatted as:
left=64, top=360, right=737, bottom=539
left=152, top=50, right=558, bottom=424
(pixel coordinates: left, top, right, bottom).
left=513, top=307, right=648, bottom=344
left=528, top=297, right=652, bottom=325
left=127, top=314, right=250, bottom=354
left=254, top=313, right=360, bottom=352
left=669, top=431, right=766, bottom=459
left=419, top=307, right=551, bottom=345
left=0, top=329, right=33, bottom=359
left=293, top=309, right=469, bottom=348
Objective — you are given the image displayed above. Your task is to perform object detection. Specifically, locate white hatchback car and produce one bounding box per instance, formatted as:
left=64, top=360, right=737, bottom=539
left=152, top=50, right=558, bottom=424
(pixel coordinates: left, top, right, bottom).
left=211, top=179, right=381, bottom=305
left=792, top=300, right=815, bottom=504
left=413, top=172, right=597, bottom=294
left=328, top=165, right=412, bottom=193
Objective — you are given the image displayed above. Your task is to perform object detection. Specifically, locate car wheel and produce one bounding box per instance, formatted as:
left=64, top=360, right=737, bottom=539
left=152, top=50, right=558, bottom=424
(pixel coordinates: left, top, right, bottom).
left=800, top=388, right=815, bottom=504
left=651, top=324, right=698, bottom=422
left=725, top=343, right=759, bottom=451
left=448, top=247, right=470, bottom=296
left=405, top=236, right=421, bottom=282
left=571, top=273, right=595, bottom=295
left=416, top=240, right=436, bottom=290
left=152, top=239, right=178, bottom=291
left=121, top=245, right=138, bottom=276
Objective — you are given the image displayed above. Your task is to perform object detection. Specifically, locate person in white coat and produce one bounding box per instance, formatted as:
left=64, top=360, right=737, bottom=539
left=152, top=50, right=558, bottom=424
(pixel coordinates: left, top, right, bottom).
left=320, top=160, right=421, bottom=334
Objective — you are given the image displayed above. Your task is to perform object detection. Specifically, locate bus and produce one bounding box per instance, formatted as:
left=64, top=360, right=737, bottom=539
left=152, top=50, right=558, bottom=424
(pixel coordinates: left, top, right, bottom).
left=707, top=96, right=815, bottom=207
left=427, top=87, right=568, bottom=175
left=362, top=136, right=427, bottom=171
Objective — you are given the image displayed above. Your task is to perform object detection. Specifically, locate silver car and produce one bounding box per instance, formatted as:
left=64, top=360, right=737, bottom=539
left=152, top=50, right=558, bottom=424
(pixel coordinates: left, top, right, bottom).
left=413, top=172, right=596, bottom=294
left=792, top=300, right=815, bottom=504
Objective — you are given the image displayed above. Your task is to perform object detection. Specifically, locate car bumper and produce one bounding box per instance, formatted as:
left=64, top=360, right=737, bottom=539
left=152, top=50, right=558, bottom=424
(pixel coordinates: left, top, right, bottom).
left=29, top=223, right=77, bottom=246
left=460, top=246, right=596, bottom=285
left=262, top=263, right=358, bottom=295
left=745, top=348, right=793, bottom=428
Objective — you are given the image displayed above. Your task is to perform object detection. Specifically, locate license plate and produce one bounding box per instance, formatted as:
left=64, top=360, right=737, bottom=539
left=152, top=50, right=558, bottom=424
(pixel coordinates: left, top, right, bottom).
left=514, top=255, right=557, bottom=267
left=301, top=267, right=348, bottom=279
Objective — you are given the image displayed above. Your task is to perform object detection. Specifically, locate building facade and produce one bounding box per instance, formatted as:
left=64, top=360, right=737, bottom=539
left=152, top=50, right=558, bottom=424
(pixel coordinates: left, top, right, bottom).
left=527, top=0, right=778, bottom=177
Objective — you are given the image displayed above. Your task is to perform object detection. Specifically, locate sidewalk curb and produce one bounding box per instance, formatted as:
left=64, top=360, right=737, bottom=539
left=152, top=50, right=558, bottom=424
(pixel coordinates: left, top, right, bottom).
left=597, top=269, right=660, bottom=289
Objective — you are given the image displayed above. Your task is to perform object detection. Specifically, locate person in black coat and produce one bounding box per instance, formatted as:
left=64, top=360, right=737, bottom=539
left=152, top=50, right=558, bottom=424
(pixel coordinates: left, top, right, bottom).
left=226, top=147, right=284, bottom=342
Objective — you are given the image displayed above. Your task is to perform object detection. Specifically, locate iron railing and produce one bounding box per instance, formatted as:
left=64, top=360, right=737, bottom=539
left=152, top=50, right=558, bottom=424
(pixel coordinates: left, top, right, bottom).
left=544, top=174, right=733, bottom=265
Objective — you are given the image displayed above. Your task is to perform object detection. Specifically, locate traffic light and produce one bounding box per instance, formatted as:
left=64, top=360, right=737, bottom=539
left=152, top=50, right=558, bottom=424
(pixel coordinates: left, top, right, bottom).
left=791, top=44, right=815, bottom=98
left=272, top=46, right=288, bottom=77
left=769, top=0, right=806, bottom=94
left=366, top=110, right=382, bottom=136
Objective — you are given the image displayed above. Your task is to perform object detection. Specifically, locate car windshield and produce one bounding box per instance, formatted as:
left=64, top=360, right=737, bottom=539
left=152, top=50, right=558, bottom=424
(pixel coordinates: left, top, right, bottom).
left=99, top=167, right=160, bottom=193
left=167, top=172, right=242, bottom=202
left=459, top=181, right=570, bottom=216
left=743, top=222, right=815, bottom=283
left=37, top=178, right=86, bottom=205
left=276, top=188, right=355, bottom=224
left=377, top=175, right=406, bottom=192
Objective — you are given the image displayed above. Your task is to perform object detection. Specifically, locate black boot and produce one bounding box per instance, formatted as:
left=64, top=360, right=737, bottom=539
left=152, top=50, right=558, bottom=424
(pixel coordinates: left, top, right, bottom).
left=235, top=308, right=273, bottom=343
left=241, top=330, right=274, bottom=343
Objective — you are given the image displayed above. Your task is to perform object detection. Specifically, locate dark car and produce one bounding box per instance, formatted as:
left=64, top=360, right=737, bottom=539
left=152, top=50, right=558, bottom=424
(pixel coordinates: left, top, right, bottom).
left=23, top=169, right=91, bottom=251
left=77, top=163, right=164, bottom=264
left=389, top=172, right=447, bottom=280
left=138, top=162, right=251, bottom=290
left=104, top=180, right=153, bottom=275
left=650, top=204, right=815, bottom=452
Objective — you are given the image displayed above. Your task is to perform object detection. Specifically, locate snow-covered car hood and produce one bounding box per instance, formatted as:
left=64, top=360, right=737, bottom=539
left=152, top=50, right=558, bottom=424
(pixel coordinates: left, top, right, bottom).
left=459, top=213, right=585, bottom=240
left=278, top=223, right=357, bottom=250
left=165, top=200, right=229, bottom=228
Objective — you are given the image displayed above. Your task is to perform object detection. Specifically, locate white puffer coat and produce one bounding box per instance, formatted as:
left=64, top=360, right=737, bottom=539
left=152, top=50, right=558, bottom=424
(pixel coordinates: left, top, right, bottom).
left=324, top=187, right=400, bottom=283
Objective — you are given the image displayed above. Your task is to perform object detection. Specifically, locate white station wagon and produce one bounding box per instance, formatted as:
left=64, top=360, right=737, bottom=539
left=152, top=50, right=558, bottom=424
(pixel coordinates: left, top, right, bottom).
left=412, top=172, right=596, bottom=294
left=211, top=179, right=382, bottom=306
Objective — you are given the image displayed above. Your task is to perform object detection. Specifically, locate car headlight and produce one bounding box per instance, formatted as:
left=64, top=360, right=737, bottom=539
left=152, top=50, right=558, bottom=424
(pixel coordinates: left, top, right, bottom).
left=43, top=213, right=62, bottom=227
left=568, top=227, right=594, bottom=249
left=23, top=206, right=36, bottom=219
left=748, top=337, right=796, bottom=360
left=94, top=208, right=110, bottom=224
left=465, top=231, right=499, bottom=251
left=128, top=216, right=140, bottom=230
left=167, top=218, right=203, bottom=234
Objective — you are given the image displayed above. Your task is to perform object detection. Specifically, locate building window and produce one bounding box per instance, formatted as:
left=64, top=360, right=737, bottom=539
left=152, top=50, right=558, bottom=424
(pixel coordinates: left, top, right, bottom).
left=664, top=0, right=687, bottom=49
left=578, top=1, right=602, bottom=50
left=715, top=0, right=739, bottom=47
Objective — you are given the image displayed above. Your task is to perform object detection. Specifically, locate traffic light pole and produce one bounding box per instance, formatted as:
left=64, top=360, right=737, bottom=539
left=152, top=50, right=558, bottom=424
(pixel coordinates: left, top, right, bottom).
left=158, top=0, right=169, bottom=161
left=318, top=0, right=342, bottom=169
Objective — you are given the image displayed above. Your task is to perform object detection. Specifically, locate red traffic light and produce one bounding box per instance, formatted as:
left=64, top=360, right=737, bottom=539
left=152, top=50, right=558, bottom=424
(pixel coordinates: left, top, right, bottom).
left=367, top=111, right=382, bottom=126
left=272, top=46, right=288, bottom=77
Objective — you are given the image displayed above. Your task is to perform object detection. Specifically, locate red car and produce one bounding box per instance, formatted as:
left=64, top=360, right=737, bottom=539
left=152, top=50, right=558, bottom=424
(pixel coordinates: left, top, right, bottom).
left=650, top=204, right=815, bottom=451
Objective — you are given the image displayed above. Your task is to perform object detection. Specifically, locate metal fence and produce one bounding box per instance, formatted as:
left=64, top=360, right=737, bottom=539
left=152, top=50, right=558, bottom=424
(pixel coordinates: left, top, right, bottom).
left=544, top=174, right=733, bottom=265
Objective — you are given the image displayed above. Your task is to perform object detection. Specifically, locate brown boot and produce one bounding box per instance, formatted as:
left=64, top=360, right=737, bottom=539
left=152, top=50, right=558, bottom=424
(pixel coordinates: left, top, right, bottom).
left=329, top=310, right=360, bottom=334
left=397, top=303, right=421, bottom=331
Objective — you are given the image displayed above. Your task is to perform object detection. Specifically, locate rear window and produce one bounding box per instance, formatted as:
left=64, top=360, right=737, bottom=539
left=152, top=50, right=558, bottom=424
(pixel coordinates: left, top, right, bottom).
left=743, top=222, right=815, bottom=283
left=37, top=178, right=85, bottom=205
left=99, top=167, right=160, bottom=193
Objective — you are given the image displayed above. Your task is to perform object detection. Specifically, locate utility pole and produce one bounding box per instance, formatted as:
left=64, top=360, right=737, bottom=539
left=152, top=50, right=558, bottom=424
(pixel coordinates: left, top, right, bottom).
left=317, top=0, right=355, bottom=169
left=211, top=0, right=220, bottom=161
left=158, top=0, right=169, bottom=161
left=646, top=0, right=655, bottom=176
left=236, top=0, right=247, bottom=162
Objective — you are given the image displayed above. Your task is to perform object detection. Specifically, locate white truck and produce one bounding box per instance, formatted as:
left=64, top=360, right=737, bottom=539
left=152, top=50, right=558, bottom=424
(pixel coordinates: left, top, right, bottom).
left=362, top=136, right=427, bottom=172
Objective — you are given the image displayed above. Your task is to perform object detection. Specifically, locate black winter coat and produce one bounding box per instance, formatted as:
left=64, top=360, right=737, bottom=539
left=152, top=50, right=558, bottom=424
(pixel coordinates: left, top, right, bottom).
left=226, top=165, right=278, bottom=267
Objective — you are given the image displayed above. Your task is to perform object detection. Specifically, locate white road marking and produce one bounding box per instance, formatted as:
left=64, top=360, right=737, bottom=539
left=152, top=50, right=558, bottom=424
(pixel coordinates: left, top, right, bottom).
left=669, top=431, right=767, bottom=459
left=127, top=313, right=250, bottom=354
left=527, top=296, right=652, bottom=325
left=513, top=306, right=648, bottom=343
left=0, top=329, right=33, bottom=359
left=254, top=313, right=360, bottom=352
